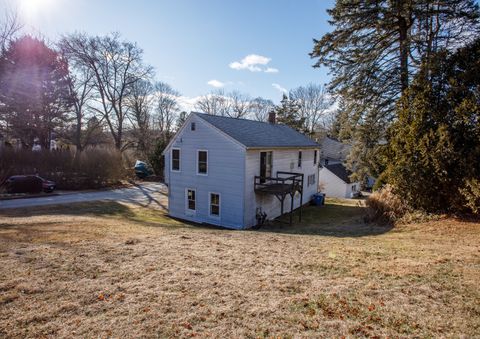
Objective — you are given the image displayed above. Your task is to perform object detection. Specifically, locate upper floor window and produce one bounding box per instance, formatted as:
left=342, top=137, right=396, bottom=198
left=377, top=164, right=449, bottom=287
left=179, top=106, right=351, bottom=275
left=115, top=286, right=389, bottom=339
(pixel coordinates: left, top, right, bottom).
left=191, top=122, right=196, bottom=131
left=172, top=148, right=180, bottom=171
left=298, top=151, right=302, bottom=168
left=198, top=150, right=208, bottom=174
left=314, top=150, right=318, bottom=165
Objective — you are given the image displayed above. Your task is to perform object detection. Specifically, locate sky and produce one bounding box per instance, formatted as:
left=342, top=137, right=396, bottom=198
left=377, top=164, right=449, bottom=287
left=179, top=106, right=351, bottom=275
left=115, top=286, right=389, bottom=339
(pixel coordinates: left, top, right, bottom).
left=1, top=0, right=335, bottom=109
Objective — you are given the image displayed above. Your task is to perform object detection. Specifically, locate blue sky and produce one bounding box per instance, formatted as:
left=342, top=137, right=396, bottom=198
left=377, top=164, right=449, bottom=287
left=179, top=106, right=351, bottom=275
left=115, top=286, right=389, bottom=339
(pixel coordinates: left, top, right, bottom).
left=3, top=0, right=335, bottom=107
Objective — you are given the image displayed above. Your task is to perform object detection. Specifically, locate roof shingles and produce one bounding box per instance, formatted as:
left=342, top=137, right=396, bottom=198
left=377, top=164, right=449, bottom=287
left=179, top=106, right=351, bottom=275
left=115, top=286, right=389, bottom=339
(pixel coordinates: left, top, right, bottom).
left=325, top=163, right=353, bottom=183
left=195, top=112, right=319, bottom=149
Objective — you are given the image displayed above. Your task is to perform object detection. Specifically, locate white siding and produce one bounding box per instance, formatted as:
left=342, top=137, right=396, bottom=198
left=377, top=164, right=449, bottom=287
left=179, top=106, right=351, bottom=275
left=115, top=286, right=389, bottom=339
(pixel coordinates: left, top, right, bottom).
left=244, top=148, right=320, bottom=228
left=164, top=114, right=246, bottom=229
left=318, top=167, right=361, bottom=198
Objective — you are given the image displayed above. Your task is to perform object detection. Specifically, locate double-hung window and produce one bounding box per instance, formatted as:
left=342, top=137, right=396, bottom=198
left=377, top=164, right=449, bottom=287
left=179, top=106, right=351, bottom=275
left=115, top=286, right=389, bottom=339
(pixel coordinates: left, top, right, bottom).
left=314, top=150, right=318, bottom=165
left=209, top=193, right=220, bottom=217
left=186, top=189, right=196, bottom=211
left=172, top=148, right=180, bottom=171
left=197, top=150, right=208, bottom=175
left=298, top=151, right=302, bottom=168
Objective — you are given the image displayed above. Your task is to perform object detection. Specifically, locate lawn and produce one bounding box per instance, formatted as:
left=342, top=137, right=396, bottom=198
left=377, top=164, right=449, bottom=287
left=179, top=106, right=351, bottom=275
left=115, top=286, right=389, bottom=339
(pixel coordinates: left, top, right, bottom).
left=0, top=199, right=479, bottom=338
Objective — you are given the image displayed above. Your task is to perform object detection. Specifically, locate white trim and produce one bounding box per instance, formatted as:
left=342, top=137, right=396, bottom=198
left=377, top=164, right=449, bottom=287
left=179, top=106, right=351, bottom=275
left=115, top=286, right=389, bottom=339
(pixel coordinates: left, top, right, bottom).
left=208, top=192, right=221, bottom=219
left=171, top=148, right=181, bottom=172
left=196, top=149, right=208, bottom=176
left=185, top=188, right=196, bottom=216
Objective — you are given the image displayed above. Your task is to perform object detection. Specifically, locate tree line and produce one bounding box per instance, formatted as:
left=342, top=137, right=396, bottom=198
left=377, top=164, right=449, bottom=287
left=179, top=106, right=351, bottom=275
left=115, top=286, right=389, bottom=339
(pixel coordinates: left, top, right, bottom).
left=312, top=0, right=480, bottom=214
left=0, top=9, right=334, bottom=165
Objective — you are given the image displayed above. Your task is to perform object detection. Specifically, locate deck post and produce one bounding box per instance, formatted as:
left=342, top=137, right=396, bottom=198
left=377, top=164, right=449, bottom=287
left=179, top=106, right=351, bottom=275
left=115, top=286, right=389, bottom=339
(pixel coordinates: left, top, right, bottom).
left=289, top=192, right=294, bottom=225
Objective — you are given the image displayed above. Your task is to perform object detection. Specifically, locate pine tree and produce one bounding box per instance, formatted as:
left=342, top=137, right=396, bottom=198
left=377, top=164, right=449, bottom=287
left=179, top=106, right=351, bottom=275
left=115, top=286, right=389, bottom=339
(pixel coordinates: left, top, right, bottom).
left=386, top=38, right=480, bottom=213
left=0, top=36, right=73, bottom=148
left=272, top=94, right=306, bottom=133
left=311, top=0, right=480, bottom=181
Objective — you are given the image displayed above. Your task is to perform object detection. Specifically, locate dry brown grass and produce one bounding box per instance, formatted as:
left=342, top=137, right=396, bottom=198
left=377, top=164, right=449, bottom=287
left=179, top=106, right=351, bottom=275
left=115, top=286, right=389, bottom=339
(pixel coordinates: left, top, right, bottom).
left=0, top=200, right=479, bottom=338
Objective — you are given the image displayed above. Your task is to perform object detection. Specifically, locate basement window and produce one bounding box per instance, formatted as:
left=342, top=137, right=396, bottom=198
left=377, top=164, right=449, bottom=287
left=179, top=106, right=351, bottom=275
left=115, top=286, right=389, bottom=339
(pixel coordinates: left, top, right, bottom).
left=209, top=192, right=220, bottom=217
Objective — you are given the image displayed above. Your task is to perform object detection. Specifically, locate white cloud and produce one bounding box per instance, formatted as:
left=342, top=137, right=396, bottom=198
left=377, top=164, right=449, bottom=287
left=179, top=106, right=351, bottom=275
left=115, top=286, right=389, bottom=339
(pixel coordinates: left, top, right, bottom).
left=229, top=54, right=278, bottom=73
left=177, top=95, right=201, bottom=112
left=207, top=79, right=225, bottom=88
left=272, top=83, right=287, bottom=94
left=265, top=67, right=279, bottom=73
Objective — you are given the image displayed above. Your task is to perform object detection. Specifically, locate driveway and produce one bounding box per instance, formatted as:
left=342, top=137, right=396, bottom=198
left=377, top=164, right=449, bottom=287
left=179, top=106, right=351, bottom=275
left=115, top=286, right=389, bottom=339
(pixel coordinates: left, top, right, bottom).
left=0, top=183, right=168, bottom=210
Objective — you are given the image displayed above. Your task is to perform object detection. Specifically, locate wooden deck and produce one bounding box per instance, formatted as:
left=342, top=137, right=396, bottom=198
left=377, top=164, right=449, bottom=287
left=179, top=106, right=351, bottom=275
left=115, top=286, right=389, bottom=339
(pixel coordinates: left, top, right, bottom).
left=254, top=172, right=304, bottom=226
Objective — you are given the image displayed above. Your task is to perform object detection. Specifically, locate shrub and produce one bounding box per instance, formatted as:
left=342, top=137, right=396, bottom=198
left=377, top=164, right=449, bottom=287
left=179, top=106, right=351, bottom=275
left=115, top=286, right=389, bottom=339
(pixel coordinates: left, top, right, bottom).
left=366, top=185, right=409, bottom=224
left=0, top=147, right=128, bottom=190
left=460, top=179, right=480, bottom=215
left=148, top=138, right=168, bottom=178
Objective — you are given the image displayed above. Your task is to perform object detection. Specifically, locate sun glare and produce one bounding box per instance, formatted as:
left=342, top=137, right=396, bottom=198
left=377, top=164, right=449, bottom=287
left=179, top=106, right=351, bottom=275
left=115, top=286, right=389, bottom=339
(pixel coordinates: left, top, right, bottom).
left=20, top=0, right=57, bottom=20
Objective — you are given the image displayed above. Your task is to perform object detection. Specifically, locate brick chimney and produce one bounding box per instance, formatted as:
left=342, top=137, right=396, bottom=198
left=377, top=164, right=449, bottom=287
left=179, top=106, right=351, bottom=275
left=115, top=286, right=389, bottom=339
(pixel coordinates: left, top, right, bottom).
left=268, top=112, right=276, bottom=124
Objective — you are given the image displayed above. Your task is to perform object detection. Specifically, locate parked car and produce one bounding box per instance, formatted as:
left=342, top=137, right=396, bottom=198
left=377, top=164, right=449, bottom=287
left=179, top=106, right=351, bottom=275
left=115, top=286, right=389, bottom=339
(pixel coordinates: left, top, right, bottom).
left=5, top=175, right=56, bottom=194
left=134, top=160, right=154, bottom=179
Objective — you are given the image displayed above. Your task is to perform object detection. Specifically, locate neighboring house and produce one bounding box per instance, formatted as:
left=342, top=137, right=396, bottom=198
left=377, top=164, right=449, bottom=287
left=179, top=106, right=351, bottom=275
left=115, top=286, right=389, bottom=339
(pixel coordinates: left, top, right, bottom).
left=318, top=136, right=376, bottom=190
left=163, top=112, right=321, bottom=230
left=318, top=136, right=351, bottom=167
left=318, top=163, right=361, bottom=198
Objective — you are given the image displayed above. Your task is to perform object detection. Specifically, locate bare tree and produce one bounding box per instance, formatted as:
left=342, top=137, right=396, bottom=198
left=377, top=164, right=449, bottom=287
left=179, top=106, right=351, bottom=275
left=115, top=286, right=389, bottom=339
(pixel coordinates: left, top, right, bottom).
left=154, top=81, right=180, bottom=138
left=60, top=33, right=153, bottom=151
left=229, top=91, right=251, bottom=118
left=126, top=79, right=155, bottom=156
left=195, top=89, right=231, bottom=116
left=289, top=83, right=333, bottom=133
left=250, top=97, right=275, bottom=121
left=0, top=7, right=22, bottom=52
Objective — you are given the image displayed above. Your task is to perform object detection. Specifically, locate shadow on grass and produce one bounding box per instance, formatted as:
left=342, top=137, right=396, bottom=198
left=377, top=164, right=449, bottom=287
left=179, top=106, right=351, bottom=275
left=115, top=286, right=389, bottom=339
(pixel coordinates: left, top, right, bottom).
left=257, top=203, right=393, bottom=237
left=0, top=200, right=177, bottom=227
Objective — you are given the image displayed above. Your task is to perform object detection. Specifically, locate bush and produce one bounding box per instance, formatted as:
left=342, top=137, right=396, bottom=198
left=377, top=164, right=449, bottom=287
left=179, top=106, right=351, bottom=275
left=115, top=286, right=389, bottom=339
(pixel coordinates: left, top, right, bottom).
left=460, top=179, right=480, bottom=215
left=366, top=185, right=409, bottom=224
left=0, top=147, right=128, bottom=190
left=148, top=138, right=168, bottom=179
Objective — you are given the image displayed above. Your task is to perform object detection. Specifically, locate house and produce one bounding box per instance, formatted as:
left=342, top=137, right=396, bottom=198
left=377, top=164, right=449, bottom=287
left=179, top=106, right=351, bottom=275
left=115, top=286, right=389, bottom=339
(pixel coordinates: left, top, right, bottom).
left=318, top=135, right=376, bottom=190
left=318, top=136, right=351, bottom=166
left=163, top=112, right=321, bottom=230
left=318, top=163, right=361, bottom=198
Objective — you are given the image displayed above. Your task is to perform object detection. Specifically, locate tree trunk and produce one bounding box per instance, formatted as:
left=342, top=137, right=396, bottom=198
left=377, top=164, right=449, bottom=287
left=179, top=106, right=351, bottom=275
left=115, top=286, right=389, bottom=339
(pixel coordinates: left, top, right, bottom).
left=75, top=113, right=83, bottom=152
left=398, top=15, right=409, bottom=93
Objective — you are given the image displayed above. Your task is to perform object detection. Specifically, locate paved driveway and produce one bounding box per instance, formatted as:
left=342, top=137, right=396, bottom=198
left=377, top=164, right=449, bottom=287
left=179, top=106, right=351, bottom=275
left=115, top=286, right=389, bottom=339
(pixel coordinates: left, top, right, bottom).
left=0, top=183, right=168, bottom=210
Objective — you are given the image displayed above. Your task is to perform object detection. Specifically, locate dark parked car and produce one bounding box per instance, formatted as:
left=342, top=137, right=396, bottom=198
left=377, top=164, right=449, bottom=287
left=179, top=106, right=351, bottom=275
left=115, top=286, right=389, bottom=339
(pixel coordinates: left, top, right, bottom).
left=5, top=175, right=56, bottom=194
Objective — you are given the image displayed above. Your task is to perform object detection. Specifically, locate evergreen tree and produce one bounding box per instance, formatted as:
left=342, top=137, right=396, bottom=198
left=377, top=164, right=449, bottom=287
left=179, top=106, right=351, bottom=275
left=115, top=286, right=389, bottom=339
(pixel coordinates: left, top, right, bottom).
left=272, top=94, right=306, bottom=133
left=311, top=0, right=480, bottom=181
left=0, top=36, right=73, bottom=148
left=385, top=38, right=480, bottom=213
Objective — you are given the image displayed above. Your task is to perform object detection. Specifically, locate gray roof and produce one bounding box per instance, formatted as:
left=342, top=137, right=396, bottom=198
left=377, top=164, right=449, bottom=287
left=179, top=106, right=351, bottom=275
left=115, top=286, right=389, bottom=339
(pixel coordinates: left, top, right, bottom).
left=195, top=112, right=319, bottom=149
left=319, top=136, right=351, bottom=161
left=325, top=163, right=353, bottom=183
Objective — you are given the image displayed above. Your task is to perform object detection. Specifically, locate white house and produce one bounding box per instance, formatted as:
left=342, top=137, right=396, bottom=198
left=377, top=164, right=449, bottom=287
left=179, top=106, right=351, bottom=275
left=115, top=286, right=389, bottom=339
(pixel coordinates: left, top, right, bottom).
left=318, top=163, right=361, bottom=198
left=163, top=112, right=321, bottom=229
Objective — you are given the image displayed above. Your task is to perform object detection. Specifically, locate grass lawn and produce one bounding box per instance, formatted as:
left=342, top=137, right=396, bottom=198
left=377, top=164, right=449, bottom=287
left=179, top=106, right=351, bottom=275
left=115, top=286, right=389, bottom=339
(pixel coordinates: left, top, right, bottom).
left=0, top=199, right=479, bottom=338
